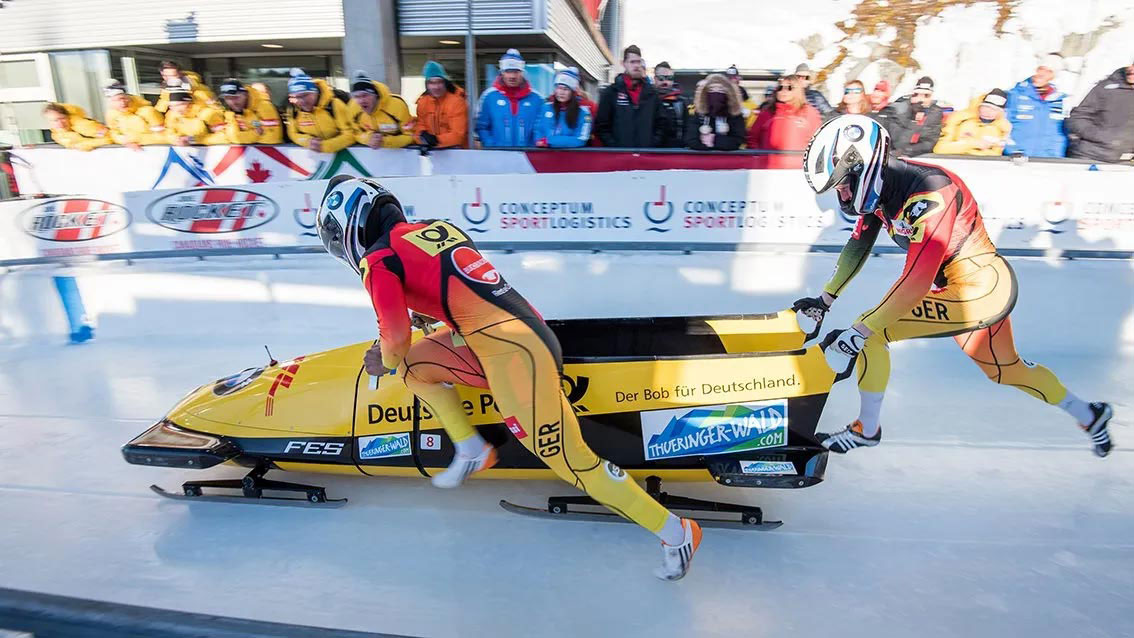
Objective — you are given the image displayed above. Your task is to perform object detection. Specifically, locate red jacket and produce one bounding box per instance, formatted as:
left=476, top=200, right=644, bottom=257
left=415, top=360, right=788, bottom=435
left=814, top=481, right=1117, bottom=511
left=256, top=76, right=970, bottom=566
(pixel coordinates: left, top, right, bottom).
left=747, top=102, right=822, bottom=152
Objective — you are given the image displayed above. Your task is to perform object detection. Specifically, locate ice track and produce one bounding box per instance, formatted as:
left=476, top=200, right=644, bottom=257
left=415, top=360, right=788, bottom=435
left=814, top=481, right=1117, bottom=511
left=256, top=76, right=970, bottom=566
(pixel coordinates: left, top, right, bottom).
left=1, top=251, right=1131, bottom=638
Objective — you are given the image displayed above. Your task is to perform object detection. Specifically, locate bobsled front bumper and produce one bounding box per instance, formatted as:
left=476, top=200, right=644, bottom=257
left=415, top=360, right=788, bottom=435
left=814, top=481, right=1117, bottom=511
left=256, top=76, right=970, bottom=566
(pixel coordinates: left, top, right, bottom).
left=122, top=420, right=241, bottom=469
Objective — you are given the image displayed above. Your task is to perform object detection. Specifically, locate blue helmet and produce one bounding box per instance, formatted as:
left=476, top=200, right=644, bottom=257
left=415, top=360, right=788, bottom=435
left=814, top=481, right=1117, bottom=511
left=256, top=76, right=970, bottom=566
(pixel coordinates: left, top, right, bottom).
left=802, top=114, right=890, bottom=217
left=316, top=176, right=406, bottom=275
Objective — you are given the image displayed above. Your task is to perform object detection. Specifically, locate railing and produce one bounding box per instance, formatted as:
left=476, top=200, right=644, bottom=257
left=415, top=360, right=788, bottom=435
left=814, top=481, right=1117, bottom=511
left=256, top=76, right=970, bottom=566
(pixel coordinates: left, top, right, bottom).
left=0, top=587, right=408, bottom=638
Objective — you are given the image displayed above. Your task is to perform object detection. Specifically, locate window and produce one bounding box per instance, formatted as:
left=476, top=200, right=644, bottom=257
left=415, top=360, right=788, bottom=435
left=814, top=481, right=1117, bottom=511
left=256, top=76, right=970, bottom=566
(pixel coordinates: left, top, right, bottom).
left=0, top=60, right=39, bottom=89
left=50, top=50, right=112, bottom=121
left=0, top=101, right=51, bottom=145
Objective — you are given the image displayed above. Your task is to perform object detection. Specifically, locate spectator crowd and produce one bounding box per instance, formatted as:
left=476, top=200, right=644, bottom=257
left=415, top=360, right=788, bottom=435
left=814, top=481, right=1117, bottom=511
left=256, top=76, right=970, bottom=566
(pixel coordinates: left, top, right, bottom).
left=42, top=50, right=1134, bottom=163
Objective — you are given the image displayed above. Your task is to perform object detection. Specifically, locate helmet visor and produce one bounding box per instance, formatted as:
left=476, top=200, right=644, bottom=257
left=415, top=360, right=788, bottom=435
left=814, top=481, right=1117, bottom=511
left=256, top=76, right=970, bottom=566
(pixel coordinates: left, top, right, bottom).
left=317, top=211, right=349, bottom=264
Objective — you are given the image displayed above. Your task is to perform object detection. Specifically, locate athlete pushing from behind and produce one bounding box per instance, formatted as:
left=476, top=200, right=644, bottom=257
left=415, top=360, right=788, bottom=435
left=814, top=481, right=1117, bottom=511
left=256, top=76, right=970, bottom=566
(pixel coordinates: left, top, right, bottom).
left=796, top=114, right=1114, bottom=456
left=315, top=176, right=701, bottom=580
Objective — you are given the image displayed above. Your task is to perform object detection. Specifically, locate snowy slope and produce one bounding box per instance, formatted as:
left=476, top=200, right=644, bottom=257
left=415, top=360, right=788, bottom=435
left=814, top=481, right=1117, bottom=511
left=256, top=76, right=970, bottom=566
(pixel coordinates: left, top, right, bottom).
left=625, top=0, right=1134, bottom=108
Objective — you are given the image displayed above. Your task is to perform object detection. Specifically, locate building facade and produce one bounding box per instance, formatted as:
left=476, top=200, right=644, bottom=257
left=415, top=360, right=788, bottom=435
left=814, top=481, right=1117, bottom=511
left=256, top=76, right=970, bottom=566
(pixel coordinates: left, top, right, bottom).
left=0, top=0, right=619, bottom=145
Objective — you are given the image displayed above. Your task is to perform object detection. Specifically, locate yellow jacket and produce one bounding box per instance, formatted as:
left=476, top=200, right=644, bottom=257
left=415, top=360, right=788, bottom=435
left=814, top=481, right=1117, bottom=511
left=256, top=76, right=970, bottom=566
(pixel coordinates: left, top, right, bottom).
left=933, top=95, right=1012, bottom=156
left=164, top=104, right=225, bottom=145
left=49, top=104, right=113, bottom=151
left=106, top=96, right=167, bottom=145
left=286, top=79, right=354, bottom=153
left=155, top=71, right=217, bottom=113
left=742, top=96, right=759, bottom=129
left=214, top=88, right=283, bottom=145
left=346, top=80, right=413, bottom=148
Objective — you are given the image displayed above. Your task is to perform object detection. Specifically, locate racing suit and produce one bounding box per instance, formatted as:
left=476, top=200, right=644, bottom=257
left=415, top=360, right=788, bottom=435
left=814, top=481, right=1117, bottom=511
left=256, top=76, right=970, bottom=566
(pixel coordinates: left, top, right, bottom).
left=825, top=157, right=1071, bottom=404
left=360, top=220, right=671, bottom=531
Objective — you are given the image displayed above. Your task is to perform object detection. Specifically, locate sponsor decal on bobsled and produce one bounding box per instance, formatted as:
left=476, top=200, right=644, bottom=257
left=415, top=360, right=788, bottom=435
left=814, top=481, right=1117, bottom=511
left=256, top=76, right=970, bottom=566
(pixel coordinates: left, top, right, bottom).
left=739, top=460, right=796, bottom=475
left=640, top=400, right=788, bottom=461
left=358, top=432, right=411, bottom=460
left=213, top=366, right=265, bottom=396
left=265, top=357, right=304, bottom=416
left=284, top=441, right=345, bottom=456
left=146, top=187, right=279, bottom=234
left=20, top=198, right=131, bottom=242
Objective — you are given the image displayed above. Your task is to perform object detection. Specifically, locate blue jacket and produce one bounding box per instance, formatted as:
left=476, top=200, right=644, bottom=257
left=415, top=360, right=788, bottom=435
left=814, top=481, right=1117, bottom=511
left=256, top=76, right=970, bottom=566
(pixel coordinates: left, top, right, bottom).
left=475, top=81, right=544, bottom=147
left=535, top=101, right=592, bottom=148
left=1003, top=78, right=1068, bottom=157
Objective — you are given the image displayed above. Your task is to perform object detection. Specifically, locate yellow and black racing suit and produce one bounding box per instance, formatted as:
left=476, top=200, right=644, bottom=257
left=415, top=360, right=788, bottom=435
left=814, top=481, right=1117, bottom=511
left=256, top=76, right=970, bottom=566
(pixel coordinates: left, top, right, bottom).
left=826, top=158, right=1072, bottom=404
left=361, top=219, right=673, bottom=532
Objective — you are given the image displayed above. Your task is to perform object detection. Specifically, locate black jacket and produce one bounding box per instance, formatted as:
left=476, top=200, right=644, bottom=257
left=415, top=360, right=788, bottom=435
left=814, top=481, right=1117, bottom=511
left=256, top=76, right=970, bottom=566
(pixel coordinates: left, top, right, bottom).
left=805, top=87, right=835, bottom=117
left=684, top=113, right=746, bottom=150
left=1067, top=67, right=1134, bottom=163
left=878, top=96, right=944, bottom=156
left=595, top=74, right=663, bottom=148
left=656, top=85, right=687, bottom=148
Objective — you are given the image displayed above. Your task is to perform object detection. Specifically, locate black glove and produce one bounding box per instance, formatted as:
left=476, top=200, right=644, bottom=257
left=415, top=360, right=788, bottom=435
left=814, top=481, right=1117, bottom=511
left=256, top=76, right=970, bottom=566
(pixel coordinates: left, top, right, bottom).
left=419, top=132, right=439, bottom=147
left=792, top=294, right=833, bottom=342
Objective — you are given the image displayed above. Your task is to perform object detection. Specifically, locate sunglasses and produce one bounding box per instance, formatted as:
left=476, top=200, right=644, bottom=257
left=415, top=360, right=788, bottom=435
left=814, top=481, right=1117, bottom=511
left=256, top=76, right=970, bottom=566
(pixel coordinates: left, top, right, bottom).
left=844, top=87, right=864, bottom=94
left=776, top=85, right=794, bottom=91
left=655, top=74, right=674, bottom=81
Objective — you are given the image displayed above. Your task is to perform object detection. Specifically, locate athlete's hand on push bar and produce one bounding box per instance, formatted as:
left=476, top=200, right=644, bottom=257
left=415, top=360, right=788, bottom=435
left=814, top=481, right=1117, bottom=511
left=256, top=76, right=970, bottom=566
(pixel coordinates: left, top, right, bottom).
left=411, top=312, right=439, bottom=335
left=364, top=343, right=389, bottom=376
left=793, top=292, right=835, bottom=342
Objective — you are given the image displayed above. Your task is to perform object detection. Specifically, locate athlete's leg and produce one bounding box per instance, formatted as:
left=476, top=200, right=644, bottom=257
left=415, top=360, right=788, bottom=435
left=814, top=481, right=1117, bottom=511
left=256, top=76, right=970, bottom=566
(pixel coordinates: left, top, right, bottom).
left=954, top=315, right=1113, bottom=455
left=954, top=316, right=1069, bottom=403
left=466, top=318, right=677, bottom=534
left=400, top=328, right=488, bottom=450
left=824, top=253, right=1013, bottom=451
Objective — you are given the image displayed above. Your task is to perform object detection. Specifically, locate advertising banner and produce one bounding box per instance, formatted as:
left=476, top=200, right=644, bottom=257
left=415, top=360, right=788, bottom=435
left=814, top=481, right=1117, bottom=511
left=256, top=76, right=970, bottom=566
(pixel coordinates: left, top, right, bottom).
left=2, top=163, right=1132, bottom=264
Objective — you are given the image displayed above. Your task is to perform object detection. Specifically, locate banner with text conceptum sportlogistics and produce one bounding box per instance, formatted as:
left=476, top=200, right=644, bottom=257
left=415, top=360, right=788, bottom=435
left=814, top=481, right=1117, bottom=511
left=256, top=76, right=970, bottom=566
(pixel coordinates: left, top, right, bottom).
left=2, top=163, right=1132, bottom=263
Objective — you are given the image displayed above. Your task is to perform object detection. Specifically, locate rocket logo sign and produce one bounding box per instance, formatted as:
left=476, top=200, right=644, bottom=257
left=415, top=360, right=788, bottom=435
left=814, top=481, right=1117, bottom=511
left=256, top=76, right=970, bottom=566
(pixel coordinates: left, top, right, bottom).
left=20, top=199, right=131, bottom=242
left=146, top=187, right=279, bottom=234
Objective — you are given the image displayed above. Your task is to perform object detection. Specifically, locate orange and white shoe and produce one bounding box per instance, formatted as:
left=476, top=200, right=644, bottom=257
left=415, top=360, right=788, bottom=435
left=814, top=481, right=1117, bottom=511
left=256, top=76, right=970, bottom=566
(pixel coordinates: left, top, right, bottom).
left=654, top=518, right=702, bottom=581
left=819, top=420, right=881, bottom=454
left=430, top=444, right=498, bottom=489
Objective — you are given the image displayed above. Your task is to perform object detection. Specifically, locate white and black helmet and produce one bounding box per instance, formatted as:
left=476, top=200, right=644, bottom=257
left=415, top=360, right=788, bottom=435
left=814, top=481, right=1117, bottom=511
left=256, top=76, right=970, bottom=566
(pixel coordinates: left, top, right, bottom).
left=316, top=175, right=406, bottom=275
left=802, top=114, right=890, bottom=217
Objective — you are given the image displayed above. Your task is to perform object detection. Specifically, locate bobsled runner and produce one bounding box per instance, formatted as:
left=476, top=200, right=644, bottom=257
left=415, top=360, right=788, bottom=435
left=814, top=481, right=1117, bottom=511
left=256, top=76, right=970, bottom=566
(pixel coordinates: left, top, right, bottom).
left=124, top=309, right=841, bottom=528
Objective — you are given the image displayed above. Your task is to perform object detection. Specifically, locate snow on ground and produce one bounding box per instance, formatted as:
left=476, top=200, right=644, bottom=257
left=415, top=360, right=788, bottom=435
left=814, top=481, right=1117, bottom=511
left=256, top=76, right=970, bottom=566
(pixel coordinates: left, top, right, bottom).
left=0, top=251, right=1131, bottom=637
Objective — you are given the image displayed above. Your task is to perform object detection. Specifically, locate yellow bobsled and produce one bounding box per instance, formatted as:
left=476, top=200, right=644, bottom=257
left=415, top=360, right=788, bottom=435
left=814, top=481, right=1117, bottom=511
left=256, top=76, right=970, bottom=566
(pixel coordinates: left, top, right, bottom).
left=124, top=310, right=840, bottom=525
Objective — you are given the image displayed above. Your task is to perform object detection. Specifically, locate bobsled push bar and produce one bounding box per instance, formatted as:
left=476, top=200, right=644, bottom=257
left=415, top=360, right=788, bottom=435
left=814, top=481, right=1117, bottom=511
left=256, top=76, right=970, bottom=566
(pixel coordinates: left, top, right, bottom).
left=150, top=462, right=347, bottom=508
left=500, top=476, right=783, bottom=531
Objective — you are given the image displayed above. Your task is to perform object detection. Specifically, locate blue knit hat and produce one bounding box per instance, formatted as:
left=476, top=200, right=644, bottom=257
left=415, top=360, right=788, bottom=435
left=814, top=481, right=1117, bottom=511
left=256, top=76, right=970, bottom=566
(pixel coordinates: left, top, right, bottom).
left=423, top=60, right=450, bottom=81
left=499, top=49, right=525, bottom=72
left=287, top=68, right=318, bottom=95
left=554, top=67, right=580, bottom=91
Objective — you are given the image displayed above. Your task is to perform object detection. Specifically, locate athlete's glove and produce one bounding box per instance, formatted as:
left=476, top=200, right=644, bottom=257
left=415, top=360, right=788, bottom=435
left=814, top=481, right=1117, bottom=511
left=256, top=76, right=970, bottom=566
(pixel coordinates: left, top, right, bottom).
left=411, top=312, right=439, bottom=335
left=820, top=325, right=868, bottom=378
left=793, top=293, right=833, bottom=342
left=364, top=343, right=389, bottom=376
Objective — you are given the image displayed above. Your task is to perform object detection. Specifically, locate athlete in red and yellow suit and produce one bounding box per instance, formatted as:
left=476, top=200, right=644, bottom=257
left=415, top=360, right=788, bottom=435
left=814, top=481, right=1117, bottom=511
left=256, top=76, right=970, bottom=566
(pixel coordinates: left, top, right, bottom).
left=359, top=219, right=680, bottom=535
left=824, top=157, right=1094, bottom=431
